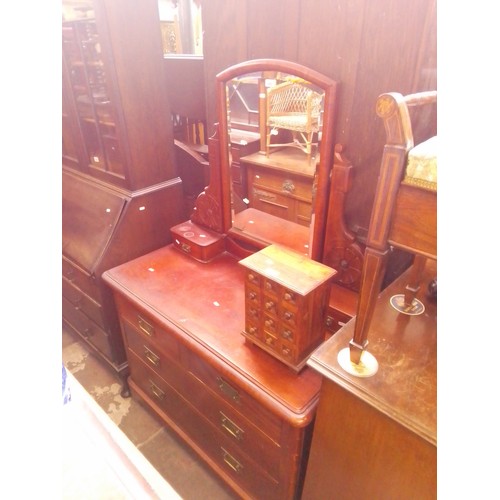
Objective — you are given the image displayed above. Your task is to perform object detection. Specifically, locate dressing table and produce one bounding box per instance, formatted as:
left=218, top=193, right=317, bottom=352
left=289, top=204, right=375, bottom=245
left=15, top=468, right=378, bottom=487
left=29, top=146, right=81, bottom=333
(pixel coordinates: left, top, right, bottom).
left=103, top=59, right=365, bottom=498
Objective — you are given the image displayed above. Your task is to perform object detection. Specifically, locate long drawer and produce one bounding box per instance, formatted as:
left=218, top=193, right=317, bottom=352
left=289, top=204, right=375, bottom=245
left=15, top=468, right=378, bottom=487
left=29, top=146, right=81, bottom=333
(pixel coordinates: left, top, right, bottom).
left=187, top=354, right=283, bottom=443
left=248, top=165, right=313, bottom=202
left=62, top=295, right=113, bottom=359
left=119, top=301, right=181, bottom=361
left=62, top=276, right=105, bottom=329
left=62, top=255, right=101, bottom=302
left=128, top=350, right=281, bottom=499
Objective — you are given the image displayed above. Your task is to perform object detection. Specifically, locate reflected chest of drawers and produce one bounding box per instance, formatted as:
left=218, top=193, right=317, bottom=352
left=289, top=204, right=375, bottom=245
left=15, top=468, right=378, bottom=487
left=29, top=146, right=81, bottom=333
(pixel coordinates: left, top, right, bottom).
left=240, top=245, right=336, bottom=372
left=102, top=245, right=322, bottom=499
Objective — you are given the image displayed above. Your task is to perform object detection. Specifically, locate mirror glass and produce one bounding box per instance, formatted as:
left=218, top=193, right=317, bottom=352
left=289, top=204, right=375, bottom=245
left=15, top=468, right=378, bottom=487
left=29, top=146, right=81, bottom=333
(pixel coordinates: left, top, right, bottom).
left=158, top=0, right=202, bottom=56
left=216, top=60, right=337, bottom=260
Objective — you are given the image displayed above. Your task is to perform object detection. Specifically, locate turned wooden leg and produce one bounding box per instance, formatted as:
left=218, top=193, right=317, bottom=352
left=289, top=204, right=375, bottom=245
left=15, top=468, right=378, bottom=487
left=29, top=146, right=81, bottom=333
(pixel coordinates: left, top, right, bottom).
left=349, top=247, right=389, bottom=364
left=403, top=255, right=427, bottom=309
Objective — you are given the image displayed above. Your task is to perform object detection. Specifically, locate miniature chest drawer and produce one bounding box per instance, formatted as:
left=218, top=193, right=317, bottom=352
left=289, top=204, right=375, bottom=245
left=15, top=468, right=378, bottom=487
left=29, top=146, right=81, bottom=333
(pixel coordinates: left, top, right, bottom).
left=240, top=245, right=336, bottom=372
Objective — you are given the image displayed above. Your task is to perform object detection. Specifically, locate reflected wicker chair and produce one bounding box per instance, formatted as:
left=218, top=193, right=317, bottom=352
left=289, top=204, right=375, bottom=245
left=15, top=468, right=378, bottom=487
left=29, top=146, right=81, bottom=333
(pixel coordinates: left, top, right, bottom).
left=265, top=81, right=322, bottom=157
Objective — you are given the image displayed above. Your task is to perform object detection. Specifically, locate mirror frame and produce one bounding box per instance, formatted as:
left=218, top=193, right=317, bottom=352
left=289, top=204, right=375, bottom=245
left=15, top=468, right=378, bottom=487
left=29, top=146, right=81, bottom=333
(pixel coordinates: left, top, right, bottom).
left=219, top=59, right=337, bottom=261
left=192, top=59, right=338, bottom=261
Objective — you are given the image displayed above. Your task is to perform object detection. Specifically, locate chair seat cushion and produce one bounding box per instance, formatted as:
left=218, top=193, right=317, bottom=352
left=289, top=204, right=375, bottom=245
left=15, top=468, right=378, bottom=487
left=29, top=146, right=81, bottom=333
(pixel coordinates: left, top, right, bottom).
left=403, top=135, right=437, bottom=191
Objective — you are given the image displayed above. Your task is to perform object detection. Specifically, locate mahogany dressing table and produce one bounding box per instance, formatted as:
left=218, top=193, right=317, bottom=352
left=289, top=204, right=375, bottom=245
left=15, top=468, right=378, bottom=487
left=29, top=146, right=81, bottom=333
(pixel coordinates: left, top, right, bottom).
left=102, top=245, right=321, bottom=499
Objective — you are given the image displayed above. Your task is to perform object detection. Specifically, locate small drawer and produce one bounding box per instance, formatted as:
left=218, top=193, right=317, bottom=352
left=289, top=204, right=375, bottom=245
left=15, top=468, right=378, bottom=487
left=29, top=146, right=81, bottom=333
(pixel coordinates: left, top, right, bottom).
left=244, top=320, right=259, bottom=339
left=246, top=271, right=261, bottom=287
left=263, top=314, right=277, bottom=334
left=279, top=343, right=296, bottom=362
left=281, top=288, right=299, bottom=308
left=187, top=354, right=282, bottom=443
left=263, top=279, right=280, bottom=296
left=246, top=287, right=260, bottom=305
left=280, top=326, right=295, bottom=343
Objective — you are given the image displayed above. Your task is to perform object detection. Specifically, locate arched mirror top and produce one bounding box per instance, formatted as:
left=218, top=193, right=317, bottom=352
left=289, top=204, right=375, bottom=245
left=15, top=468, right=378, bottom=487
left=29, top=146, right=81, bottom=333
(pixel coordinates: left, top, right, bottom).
left=193, top=59, right=339, bottom=262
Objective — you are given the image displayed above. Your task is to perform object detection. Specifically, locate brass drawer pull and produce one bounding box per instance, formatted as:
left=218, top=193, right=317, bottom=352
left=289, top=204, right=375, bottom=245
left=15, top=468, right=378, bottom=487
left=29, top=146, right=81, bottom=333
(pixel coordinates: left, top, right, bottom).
left=221, top=447, right=243, bottom=474
left=144, top=346, right=160, bottom=367
left=149, top=380, right=165, bottom=400
left=220, top=412, right=244, bottom=441
left=180, top=242, right=191, bottom=254
left=137, top=315, right=155, bottom=337
left=217, top=376, right=241, bottom=405
left=282, top=179, right=295, bottom=193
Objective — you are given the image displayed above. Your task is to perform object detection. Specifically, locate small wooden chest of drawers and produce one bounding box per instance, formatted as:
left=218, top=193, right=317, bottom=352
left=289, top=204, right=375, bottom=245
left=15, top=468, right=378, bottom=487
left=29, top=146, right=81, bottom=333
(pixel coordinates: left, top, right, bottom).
left=239, top=245, right=337, bottom=372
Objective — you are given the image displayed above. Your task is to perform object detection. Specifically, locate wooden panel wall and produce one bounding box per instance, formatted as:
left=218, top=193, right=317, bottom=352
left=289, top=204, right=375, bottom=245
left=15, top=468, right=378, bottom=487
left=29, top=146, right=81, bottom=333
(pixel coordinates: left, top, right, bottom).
left=201, top=0, right=436, bottom=234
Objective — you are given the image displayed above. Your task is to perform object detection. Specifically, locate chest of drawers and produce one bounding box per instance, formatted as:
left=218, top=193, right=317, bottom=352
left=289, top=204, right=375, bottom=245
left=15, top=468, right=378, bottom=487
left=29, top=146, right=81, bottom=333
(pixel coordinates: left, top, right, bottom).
left=102, top=245, right=322, bottom=499
left=240, top=245, right=336, bottom=372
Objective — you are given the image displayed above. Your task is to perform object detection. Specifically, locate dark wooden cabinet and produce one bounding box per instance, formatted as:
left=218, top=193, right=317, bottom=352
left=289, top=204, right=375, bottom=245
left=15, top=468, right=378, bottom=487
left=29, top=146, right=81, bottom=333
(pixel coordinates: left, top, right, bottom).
left=62, top=0, right=185, bottom=389
left=103, top=245, right=322, bottom=499
left=62, top=0, right=177, bottom=190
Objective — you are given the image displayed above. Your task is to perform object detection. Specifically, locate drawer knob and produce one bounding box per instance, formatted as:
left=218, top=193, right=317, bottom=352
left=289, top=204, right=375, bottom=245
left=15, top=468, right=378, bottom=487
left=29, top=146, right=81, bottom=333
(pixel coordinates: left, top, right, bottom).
left=180, top=242, right=191, bottom=254
left=248, top=291, right=257, bottom=301
left=247, top=273, right=257, bottom=283
left=284, top=292, right=295, bottom=302
left=282, top=329, right=293, bottom=340
left=282, top=179, right=295, bottom=193
left=264, top=319, right=275, bottom=329
left=284, top=311, right=294, bottom=321
left=265, top=301, right=275, bottom=311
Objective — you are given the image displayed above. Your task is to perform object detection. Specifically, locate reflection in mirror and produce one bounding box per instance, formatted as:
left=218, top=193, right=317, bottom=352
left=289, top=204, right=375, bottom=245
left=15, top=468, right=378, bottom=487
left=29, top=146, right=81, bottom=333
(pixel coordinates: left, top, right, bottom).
left=158, top=0, right=202, bottom=55
left=216, top=60, right=337, bottom=261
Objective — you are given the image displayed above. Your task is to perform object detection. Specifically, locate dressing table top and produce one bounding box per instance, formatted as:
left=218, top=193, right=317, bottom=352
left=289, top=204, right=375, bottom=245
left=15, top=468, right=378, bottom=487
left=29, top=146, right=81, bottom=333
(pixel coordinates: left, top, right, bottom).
left=102, top=244, right=322, bottom=425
